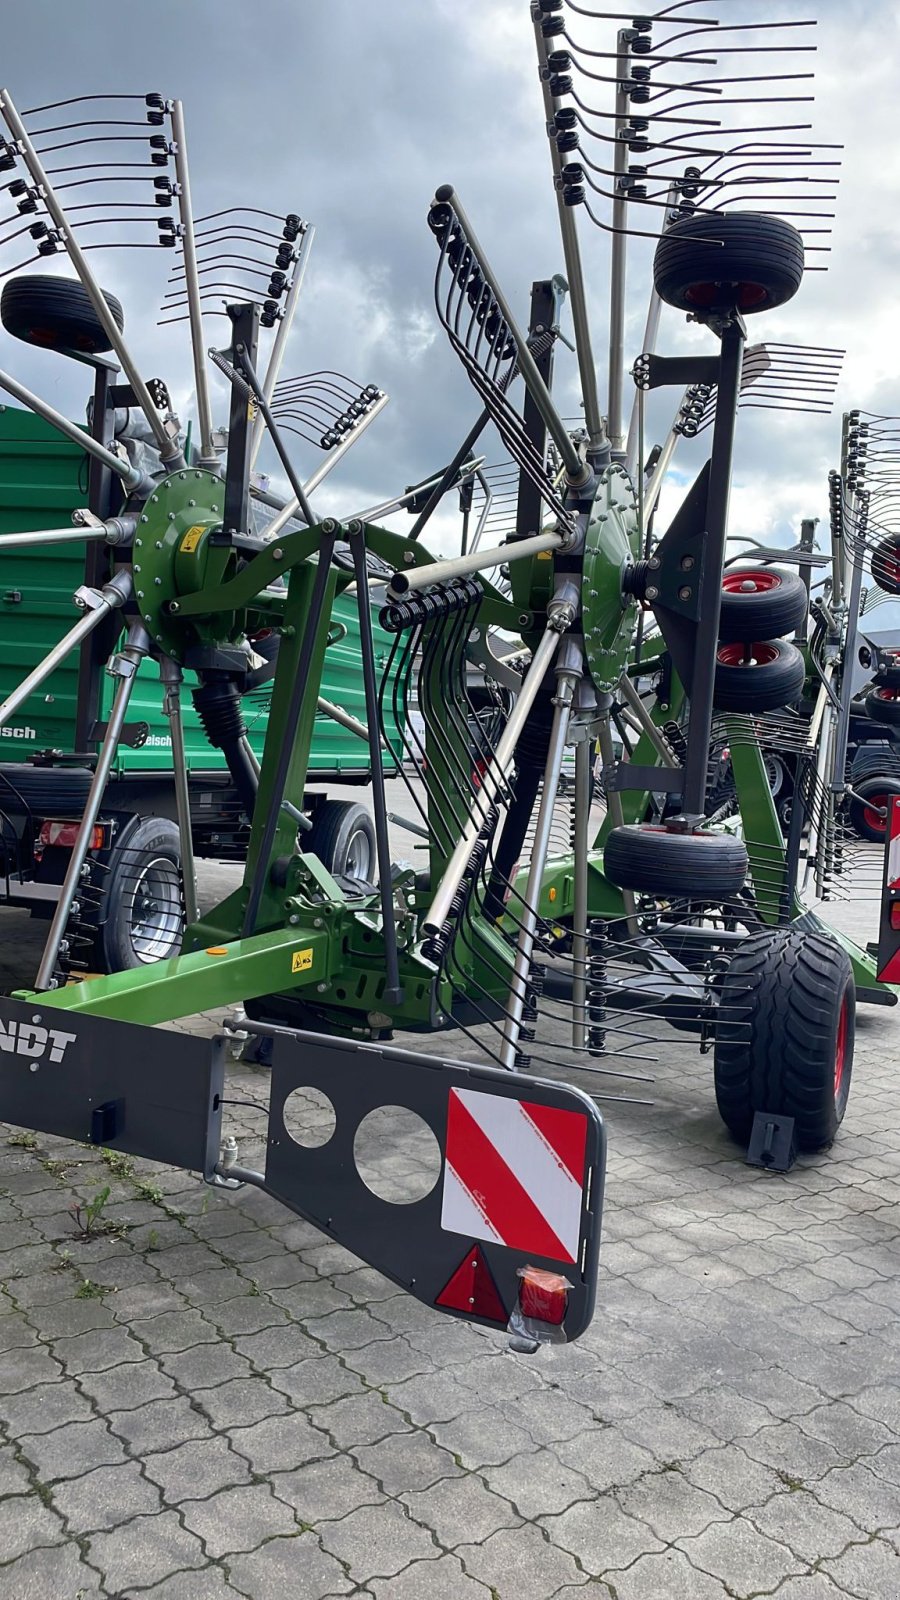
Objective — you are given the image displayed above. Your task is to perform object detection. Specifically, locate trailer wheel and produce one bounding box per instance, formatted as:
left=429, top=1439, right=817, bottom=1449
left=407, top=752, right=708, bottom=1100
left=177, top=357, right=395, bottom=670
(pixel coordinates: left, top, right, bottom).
left=718, top=568, right=807, bottom=643
left=865, top=685, right=900, bottom=727
left=871, top=535, right=900, bottom=596
left=653, top=212, right=804, bottom=315
left=714, top=924, right=854, bottom=1150
left=847, top=777, right=900, bottom=843
left=713, top=638, right=805, bottom=713
left=306, top=800, right=377, bottom=882
left=99, top=817, right=184, bottom=970
left=1, top=274, right=125, bottom=354
left=604, top=823, right=748, bottom=900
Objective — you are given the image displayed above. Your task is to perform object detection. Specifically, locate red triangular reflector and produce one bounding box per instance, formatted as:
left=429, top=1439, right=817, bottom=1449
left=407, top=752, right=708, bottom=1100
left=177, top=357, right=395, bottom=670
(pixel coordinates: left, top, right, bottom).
left=435, top=1245, right=507, bottom=1323
left=878, top=948, right=900, bottom=984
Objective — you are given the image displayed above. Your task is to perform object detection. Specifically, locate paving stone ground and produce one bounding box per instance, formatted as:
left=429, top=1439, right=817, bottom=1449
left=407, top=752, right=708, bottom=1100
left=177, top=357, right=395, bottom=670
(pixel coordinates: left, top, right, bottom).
left=0, top=854, right=897, bottom=1599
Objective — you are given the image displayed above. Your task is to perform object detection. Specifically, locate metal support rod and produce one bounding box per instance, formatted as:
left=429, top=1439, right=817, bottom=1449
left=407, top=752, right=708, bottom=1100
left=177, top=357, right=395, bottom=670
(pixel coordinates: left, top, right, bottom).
left=643, top=418, right=683, bottom=524
left=0, top=570, right=131, bottom=732
left=389, top=529, right=562, bottom=597
left=435, top=185, right=590, bottom=487
left=316, top=695, right=373, bottom=744
left=597, top=715, right=637, bottom=932
left=572, top=738, right=591, bottom=1050
left=211, top=345, right=315, bottom=528
left=409, top=410, right=493, bottom=542
left=533, top=19, right=606, bottom=452
left=616, top=673, right=678, bottom=766
left=830, top=528, right=865, bottom=793
left=241, top=737, right=261, bottom=779
left=250, top=224, right=315, bottom=472
left=34, top=624, right=150, bottom=990
left=498, top=659, right=580, bottom=1069
left=625, top=186, right=679, bottom=475
left=160, top=660, right=198, bottom=928
left=262, top=393, right=390, bottom=540
left=0, top=89, right=183, bottom=465
left=607, top=30, right=633, bottom=457
left=0, top=367, right=145, bottom=490
left=241, top=527, right=337, bottom=937
left=425, top=626, right=562, bottom=934
left=348, top=523, right=402, bottom=1003
left=354, top=457, right=484, bottom=526
left=0, top=526, right=113, bottom=550
left=681, top=318, right=746, bottom=817
left=171, top=101, right=216, bottom=466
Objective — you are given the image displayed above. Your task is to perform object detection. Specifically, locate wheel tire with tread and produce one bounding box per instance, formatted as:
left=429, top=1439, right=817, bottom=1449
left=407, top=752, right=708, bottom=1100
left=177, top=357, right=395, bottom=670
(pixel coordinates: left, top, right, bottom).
left=865, top=685, right=900, bottom=728
left=713, top=924, right=854, bottom=1151
left=604, top=823, right=748, bottom=900
left=98, top=816, right=184, bottom=972
left=846, top=777, right=900, bottom=844
left=306, top=799, right=377, bottom=882
left=718, top=567, right=807, bottom=643
left=1, top=274, right=124, bottom=354
left=653, top=211, right=804, bottom=315
left=0, top=764, right=93, bottom=818
left=713, top=637, right=805, bottom=714
left=871, top=536, right=900, bottom=596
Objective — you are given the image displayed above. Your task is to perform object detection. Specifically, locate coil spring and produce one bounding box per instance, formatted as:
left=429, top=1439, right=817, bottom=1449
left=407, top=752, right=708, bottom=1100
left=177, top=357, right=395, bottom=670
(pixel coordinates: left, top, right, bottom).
left=587, top=917, right=608, bottom=1057
left=380, top=577, right=482, bottom=634
left=662, top=720, right=688, bottom=764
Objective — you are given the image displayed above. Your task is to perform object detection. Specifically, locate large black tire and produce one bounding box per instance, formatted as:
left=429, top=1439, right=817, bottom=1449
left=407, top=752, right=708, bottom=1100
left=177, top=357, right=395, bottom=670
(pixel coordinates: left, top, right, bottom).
left=306, top=800, right=376, bottom=881
left=718, top=568, right=807, bottom=644
left=604, top=823, right=748, bottom=899
left=653, top=212, right=804, bottom=315
left=98, top=816, right=184, bottom=971
left=865, top=685, right=900, bottom=728
left=714, top=924, right=854, bottom=1151
left=849, top=742, right=900, bottom=784
left=713, top=638, right=805, bottom=713
left=1, top=275, right=125, bottom=354
left=847, top=776, right=900, bottom=845
left=873, top=650, right=900, bottom=692
left=0, top=764, right=94, bottom=818
left=871, top=536, right=900, bottom=596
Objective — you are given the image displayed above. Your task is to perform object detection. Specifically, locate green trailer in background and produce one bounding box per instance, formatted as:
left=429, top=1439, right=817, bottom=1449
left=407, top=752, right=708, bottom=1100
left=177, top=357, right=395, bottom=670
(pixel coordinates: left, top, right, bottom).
left=0, top=405, right=394, bottom=970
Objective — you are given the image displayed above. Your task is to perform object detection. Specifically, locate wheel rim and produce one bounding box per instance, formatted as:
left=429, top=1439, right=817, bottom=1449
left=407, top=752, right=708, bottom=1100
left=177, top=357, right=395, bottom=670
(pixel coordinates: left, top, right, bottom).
left=722, top=570, right=782, bottom=594
left=717, top=642, right=780, bottom=668
left=127, top=856, right=184, bottom=963
left=684, top=281, right=769, bottom=311
left=344, top=826, right=373, bottom=879
left=834, top=994, right=849, bottom=1100
left=874, top=687, right=900, bottom=704
left=861, top=794, right=888, bottom=833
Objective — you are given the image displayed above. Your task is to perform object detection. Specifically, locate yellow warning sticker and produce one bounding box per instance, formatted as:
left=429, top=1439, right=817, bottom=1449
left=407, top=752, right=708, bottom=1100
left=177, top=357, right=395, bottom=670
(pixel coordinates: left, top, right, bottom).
left=536, top=551, right=553, bottom=560
left=180, top=524, right=206, bottom=553
left=291, top=947, right=314, bottom=974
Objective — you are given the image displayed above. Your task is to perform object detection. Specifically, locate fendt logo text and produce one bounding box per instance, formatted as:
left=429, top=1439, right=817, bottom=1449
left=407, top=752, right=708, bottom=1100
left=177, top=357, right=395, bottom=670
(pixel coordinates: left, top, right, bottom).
left=0, top=1018, right=77, bottom=1063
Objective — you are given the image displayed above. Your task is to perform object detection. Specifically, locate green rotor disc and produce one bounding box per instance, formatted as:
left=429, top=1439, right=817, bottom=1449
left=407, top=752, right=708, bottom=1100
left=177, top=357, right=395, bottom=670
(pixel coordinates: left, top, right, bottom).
left=134, top=469, right=237, bottom=664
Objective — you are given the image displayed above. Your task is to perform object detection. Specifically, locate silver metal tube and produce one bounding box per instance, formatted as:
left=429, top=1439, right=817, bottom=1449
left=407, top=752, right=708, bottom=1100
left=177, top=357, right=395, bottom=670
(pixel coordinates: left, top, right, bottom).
left=0, top=527, right=107, bottom=550
left=436, top=185, right=589, bottom=486
left=597, top=716, right=637, bottom=929
left=616, top=673, right=678, bottom=766
left=0, top=90, right=182, bottom=465
left=171, top=101, right=216, bottom=465
left=241, top=737, right=261, bottom=779
left=0, top=366, right=143, bottom=488
left=498, top=666, right=579, bottom=1069
left=249, top=225, right=315, bottom=472
left=425, top=627, right=561, bottom=934
left=260, top=392, right=390, bottom=539
left=316, top=695, right=372, bottom=744
left=469, top=469, right=493, bottom=553
left=533, top=21, right=605, bottom=451
left=830, top=531, right=865, bottom=793
left=34, top=625, right=150, bottom=990
left=643, top=420, right=683, bottom=523
left=625, top=186, right=679, bottom=476
left=354, top=457, right=484, bottom=525
left=0, top=571, right=131, bottom=731
left=571, top=738, right=591, bottom=1049
left=389, top=530, right=561, bottom=597
left=161, top=661, right=198, bottom=927
left=607, top=30, right=633, bottom=456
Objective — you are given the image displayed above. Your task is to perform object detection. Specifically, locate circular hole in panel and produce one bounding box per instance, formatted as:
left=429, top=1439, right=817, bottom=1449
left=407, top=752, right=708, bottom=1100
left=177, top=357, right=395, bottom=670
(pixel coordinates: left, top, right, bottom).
left=281, top=1086, right=337, bottom=1149
left=353, top=1105, right=442, bottom=1204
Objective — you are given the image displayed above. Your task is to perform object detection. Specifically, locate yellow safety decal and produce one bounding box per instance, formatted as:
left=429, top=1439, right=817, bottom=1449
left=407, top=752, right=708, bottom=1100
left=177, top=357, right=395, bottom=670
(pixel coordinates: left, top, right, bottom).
left=291, top=947, right=314, bottom=973
left=180, top=524, right=206, bottom=553
left=536, top=551, right=553, bottom=560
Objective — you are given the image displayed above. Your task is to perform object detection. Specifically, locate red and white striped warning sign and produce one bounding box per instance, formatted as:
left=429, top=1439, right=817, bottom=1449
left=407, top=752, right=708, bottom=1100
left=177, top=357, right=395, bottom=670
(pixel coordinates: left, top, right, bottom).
left=878, top=798, right=900, bottom=984
left=441, top=1087, right=588, bottom=1264
left=888, top=800, right=900, bottom=890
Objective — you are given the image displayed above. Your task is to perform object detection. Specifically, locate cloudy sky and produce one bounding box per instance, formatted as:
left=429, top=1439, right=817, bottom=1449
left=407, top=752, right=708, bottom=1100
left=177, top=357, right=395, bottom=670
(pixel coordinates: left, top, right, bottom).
left=2, top=0, right=899, bottom=559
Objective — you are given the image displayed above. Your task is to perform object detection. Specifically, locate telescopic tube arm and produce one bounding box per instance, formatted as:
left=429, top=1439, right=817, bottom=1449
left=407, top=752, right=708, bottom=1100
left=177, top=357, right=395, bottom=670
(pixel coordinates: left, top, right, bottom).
left=170, top=101, right=216, bottom=466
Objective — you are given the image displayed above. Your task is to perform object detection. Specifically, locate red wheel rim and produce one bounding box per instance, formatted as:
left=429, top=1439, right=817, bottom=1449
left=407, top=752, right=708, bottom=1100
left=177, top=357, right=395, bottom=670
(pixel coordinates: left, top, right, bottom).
left=874, top=686, right=900, bottom=703
left=862, top=794, right=888, bottom=833
left=684, top=281, right=769, bottom=311
left=834, top=995, right=848, bottom=1099
left=717, top=642, right=780, bottom=668
left=722, top=570, right=781, bottom=594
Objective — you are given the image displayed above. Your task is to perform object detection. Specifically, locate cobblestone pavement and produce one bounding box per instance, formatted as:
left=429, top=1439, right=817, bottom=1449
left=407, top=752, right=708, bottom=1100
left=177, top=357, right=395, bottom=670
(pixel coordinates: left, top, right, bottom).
left=0, top=869, right=898, bottom=1599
